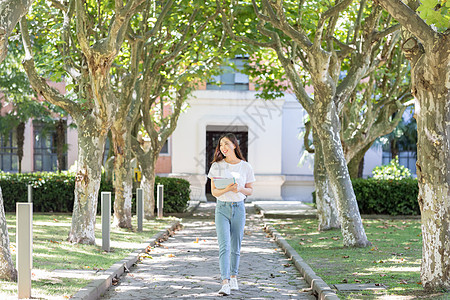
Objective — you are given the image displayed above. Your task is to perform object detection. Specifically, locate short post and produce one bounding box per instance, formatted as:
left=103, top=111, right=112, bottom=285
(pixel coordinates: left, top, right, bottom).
left=157, top=184, right=164, bottom=219
left=17, top=203, right=33, bottom=299
left=101, top=192, right=111, bottom=252
left=27, top=185, right=32, bottom=203
left=136, top=188, right=143, bottom=232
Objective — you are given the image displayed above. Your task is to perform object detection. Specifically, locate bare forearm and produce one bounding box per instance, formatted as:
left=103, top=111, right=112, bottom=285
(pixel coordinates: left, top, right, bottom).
left=239, top=187, right=253, bottom=196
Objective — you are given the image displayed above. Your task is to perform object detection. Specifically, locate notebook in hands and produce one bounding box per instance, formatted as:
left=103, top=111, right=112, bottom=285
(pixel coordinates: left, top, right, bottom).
left=212, top=177, right=236, bottom=189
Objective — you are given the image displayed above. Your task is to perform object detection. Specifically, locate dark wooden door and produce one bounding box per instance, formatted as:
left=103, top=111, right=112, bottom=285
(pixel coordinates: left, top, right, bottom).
left=205, top=131, right=248, bottom=196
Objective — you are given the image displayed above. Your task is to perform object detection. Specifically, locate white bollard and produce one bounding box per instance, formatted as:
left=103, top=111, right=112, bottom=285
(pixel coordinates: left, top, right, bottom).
left=27, top=185, right=32, bottom=203
left=136, top=188, right=143, bottom=232
left=101, top=192, right=111, bottom=252
left=157, top=185, right=164, bottom=219
left=17, top=203, right=33, bottom=299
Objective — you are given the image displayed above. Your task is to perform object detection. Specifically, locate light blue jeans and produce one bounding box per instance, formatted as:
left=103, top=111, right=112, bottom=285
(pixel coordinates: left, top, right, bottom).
left=215, top=200, right=246, bottom=281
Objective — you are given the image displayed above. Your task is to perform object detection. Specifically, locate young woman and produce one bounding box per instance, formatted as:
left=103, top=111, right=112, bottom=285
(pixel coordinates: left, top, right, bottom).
left=207, top=133, right=255, bottom=296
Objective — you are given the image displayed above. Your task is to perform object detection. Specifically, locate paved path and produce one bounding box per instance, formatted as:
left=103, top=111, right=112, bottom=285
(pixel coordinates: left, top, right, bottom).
left=100, top=203, right=316, bottom=299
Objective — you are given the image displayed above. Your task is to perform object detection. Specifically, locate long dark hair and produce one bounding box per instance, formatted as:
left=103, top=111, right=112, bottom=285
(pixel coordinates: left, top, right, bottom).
left=212, top=133, right=246, bottom=163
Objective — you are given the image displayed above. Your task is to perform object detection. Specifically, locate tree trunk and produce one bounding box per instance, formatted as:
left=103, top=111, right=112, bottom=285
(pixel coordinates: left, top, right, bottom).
left=55, top=119, right=66, bottom=172
left=111, top=123, right=133, bottom=229
left=313, top=102, right=371, bottom=247
left=313, top=129, right=340, bottom=230
left=16, top=121, right=25, bottom=173
left=0, top=186, right=17, bottom=281
left=137, top=154, right=157, bottom=219
left=68, top=118, right=107, bottom=244
left=347, top=142, right=373, bottom=179
left=415, top=51, right=450, bottom=290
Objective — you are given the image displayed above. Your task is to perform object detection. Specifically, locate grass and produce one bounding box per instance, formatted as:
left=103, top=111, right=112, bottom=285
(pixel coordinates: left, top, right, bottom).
left=268, top=218, right=450, bottom=299
left=0, top=212, right=175, bottom=299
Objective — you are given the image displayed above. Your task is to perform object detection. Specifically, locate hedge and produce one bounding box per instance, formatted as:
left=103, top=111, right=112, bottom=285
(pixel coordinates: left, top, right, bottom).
left=352, top=178, right=419, bottom=215
left=0, top=172, right=190, bottom=214
left=312, top=178, right=419, bottom=216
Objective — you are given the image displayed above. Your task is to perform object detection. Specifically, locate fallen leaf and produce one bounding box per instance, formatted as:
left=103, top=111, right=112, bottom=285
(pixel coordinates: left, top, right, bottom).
left=331, top=237, right=340, bottom=240
left=399, top=280, right=408, bottom=284
left=167, top=254, right=175, bottom=258
left=283, top=263, right=291, bottom=267
left=343, top=256, right=350, bottom=259
left=380, top=274, right=387, bottom=277
left=355, top=279, right=361, bottom=283
left=404, top=247, right=410, bottom=250
left=342, top=279, right=348, bottom=283
left=318, top=237, right=328, bottom=240
left=299, top=242, right=305, bottom=245
left=279, top=270, right=287, bottom=274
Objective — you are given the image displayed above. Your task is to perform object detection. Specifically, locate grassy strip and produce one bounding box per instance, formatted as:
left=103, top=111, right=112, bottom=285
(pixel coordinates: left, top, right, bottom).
left=1, top=213, right=175, bottom=299
left=268, top=218, right=450, bottom=299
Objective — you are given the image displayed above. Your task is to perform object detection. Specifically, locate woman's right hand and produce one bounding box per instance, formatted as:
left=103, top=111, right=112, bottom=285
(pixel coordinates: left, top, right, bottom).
left=225, top=183, right=238, bottom=193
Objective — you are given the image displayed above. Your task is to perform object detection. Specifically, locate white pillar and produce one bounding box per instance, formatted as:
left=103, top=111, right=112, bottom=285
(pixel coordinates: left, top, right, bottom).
left=101, top=192, right=111, bottom=252
left=17, top=203, right=33, bottom=299
left=136, top=188, right=143, bottom=232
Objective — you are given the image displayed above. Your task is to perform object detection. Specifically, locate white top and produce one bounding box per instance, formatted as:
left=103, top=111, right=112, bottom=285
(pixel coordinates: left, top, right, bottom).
left=208, top=160, right=256, bottom=202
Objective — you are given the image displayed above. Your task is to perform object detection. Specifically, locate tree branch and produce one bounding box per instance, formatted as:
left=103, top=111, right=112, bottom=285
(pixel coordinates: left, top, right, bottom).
left=376, top=0, right=437, bottom=46
left=20, top=17, right=79, bottom=116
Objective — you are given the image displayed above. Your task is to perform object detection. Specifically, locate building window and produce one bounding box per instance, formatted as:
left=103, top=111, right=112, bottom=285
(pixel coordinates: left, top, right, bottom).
left=206, top=58, right=249, bottom=91
left=0, top=130, right=18, bottom=172
left=382, top=151, right=417, bottom=174
left=33, top=121, right=67, bottom=171
left=160, top=139, right=169, bottom=155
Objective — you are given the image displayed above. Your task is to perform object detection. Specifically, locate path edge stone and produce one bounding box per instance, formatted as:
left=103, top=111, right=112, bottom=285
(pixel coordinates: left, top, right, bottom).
left=70, top=219, right=181, bottom=300
left=264, top=224, right=339, bottom=300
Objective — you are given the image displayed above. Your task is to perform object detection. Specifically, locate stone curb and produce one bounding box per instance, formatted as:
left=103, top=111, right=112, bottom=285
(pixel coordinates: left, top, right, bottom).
left=254, top=203, right=317, bottom=219
left=264, top=224, right=339, bottom=300
left=70, top=219, right=181, bottom=300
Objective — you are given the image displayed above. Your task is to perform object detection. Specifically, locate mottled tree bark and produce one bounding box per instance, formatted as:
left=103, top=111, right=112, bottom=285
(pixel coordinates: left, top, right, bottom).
left=0, top=187, right=17, bottom=281
left=68, top=118, right=107, bottom=244
left=313, top=101, right=370, bottom=247
left=313, top=129, right=340, bottom=230
left=111, top=122, right=133, bottom=228
left=136, top=153, right=157, bottom=219
left=347, top=143, right=373, bottom=179
left=415, top=54, right=450, bottom=290
left=377, top=0, right=450, bottom=290
left=0, top=0, right=33, bottom=63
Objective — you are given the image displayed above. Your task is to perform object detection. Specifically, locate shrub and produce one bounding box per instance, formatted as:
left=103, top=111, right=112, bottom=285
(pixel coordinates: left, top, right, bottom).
left=153, top=176, right=190, bottom=213
left=0, top=172, right=191, bottom=214
left=352, top=178, right=419, bottom=215
left=311, top=178, right=419, bottom=215
left=0, top=172, right=76, bottom=212
left=372, top=157, right=412, bottom=180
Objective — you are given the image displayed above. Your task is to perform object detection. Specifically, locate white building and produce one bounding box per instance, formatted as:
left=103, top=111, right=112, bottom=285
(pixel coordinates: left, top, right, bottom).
left=170, top=82, right=383, bottom=203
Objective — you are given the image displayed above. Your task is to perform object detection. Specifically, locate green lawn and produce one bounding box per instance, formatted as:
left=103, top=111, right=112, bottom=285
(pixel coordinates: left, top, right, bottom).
left=269, top=218, right=450, bottom=299
left=1, top=212, right=175, bottom=299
